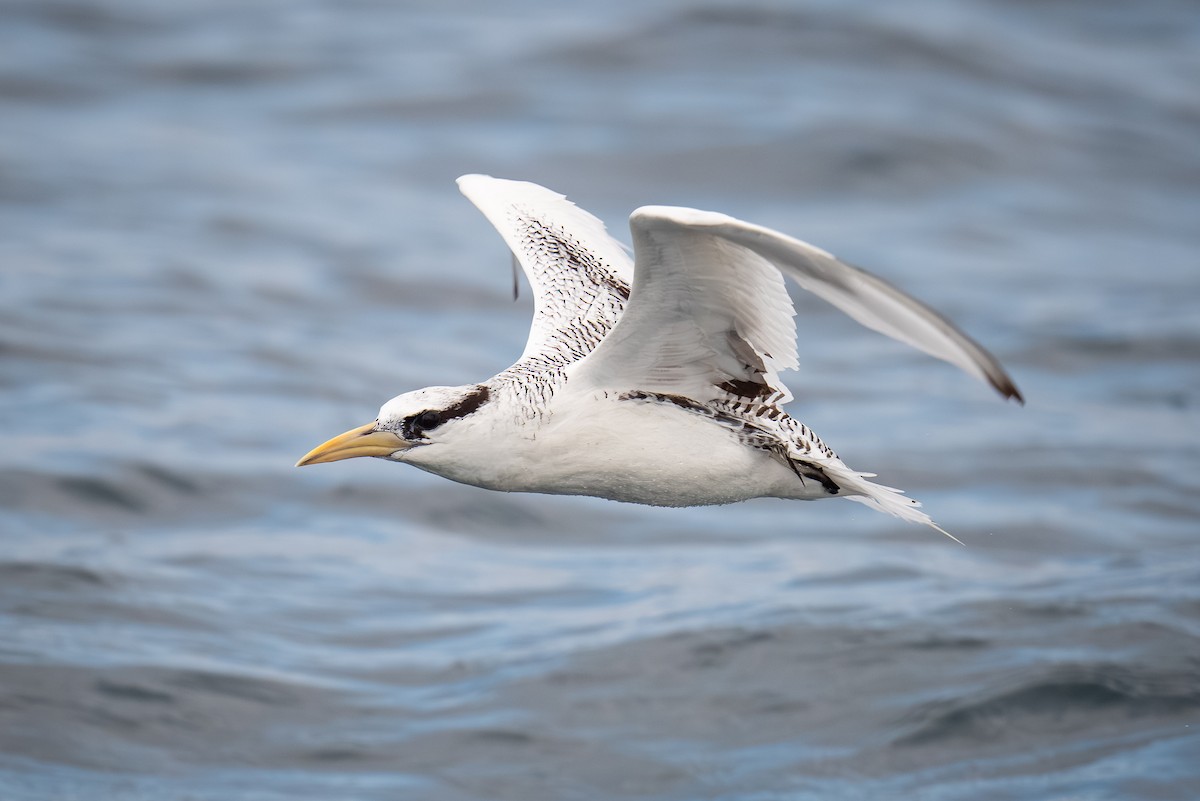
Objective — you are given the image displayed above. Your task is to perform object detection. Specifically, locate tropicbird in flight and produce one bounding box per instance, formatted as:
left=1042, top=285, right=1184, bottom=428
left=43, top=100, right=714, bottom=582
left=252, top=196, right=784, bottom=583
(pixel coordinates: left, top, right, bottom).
left=298, top=175, right=1022, bottom=537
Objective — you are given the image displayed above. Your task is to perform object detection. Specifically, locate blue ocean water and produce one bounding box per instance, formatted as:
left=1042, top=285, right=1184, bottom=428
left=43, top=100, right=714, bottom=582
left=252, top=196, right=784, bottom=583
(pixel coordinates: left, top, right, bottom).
left=2, top=1, right=1198, bottom=798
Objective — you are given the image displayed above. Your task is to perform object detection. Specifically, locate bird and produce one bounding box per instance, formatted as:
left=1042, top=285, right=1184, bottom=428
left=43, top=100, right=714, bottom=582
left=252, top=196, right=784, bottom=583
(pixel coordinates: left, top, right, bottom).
left=297, top=175, right=1022, bottom=539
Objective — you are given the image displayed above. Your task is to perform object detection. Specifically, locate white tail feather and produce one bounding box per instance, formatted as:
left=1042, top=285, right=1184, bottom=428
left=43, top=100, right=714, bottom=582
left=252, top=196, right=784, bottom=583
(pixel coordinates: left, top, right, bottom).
left=825, top=465, right=963, bottom=545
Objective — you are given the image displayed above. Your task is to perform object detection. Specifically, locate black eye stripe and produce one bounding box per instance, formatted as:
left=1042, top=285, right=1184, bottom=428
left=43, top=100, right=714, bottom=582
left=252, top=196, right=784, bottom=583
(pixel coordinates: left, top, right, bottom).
left=402, top=385, right=492, bottom=440
left=441, top=384, right=491, bottom=420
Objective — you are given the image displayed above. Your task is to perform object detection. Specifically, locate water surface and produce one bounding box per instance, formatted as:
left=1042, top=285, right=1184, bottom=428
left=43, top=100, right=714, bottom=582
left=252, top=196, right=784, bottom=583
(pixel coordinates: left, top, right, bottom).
left=2, top=1, right=1198, bottom=798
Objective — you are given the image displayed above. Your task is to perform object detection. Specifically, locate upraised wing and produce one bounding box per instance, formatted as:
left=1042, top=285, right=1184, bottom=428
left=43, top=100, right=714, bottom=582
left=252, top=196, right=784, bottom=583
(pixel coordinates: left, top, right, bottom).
left=457, top=175, right=634, bottom=369
left=571, top=205, right=1023, bottom=404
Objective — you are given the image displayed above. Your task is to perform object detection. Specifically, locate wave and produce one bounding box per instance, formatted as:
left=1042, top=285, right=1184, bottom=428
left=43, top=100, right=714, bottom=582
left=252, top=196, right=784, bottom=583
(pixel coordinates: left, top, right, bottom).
left=895, top=663, right=1200, bottom=746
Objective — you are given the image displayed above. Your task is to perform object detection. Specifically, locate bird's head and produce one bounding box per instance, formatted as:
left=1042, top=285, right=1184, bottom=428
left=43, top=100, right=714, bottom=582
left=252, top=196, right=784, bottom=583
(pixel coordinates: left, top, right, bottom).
left=296, top=384, right=492, bottom=467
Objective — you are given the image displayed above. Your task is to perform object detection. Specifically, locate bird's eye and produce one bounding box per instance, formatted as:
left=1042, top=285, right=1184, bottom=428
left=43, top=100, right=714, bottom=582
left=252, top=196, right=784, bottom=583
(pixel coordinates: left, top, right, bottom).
left=414, top=410, right=442, bottom=431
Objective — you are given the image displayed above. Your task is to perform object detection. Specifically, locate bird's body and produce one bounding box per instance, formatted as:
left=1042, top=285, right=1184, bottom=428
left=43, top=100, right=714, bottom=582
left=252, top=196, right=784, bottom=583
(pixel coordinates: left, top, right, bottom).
left=299, top=175, right=1022, bottom=536
left=401, top=385, right=835, bottom=508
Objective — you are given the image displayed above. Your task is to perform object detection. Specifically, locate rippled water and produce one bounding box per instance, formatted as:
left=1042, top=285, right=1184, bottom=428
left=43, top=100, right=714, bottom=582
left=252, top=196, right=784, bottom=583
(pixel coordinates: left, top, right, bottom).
left=3, top=1, right=1199, bottom=798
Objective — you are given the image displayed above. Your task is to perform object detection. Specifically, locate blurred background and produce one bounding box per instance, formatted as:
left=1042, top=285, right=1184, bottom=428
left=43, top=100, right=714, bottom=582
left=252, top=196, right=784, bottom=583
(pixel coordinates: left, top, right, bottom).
left=2, top=0, right=1198, bottom=799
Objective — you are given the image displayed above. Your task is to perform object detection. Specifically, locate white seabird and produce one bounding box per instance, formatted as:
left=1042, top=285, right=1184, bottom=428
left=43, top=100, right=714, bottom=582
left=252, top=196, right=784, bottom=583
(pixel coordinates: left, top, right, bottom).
left=298, top=175, right=1022, bottom=537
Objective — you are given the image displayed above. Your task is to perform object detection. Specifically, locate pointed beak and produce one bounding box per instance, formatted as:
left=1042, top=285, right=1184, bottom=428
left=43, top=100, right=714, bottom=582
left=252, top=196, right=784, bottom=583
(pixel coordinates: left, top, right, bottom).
left=295, top=421, right=410, bottom=466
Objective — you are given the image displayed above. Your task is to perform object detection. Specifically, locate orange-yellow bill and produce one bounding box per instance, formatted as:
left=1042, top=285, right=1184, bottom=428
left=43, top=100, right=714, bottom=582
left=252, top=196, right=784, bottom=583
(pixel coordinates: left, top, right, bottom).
left=295, top=422, right=409, bottom=466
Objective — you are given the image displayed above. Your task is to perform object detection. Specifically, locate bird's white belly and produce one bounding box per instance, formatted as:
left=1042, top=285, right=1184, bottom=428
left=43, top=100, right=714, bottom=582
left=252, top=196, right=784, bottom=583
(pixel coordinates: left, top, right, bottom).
left=428, top=395, right=813, bottom=507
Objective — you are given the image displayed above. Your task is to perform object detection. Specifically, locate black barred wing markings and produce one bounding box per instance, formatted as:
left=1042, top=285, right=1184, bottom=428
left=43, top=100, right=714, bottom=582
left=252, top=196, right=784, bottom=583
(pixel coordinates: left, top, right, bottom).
left=512, top=214, right=629, bottom=368
left=458, top=175, right=633, bottom=371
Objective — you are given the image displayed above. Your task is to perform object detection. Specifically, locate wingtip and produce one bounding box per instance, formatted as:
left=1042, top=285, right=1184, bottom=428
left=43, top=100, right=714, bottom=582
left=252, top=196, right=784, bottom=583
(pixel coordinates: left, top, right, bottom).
left=1009, top=377, right=1026, bottom=405
left=457, top=174, right=573, bottom=206
left=993, top=376, right=1025, bottom=406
